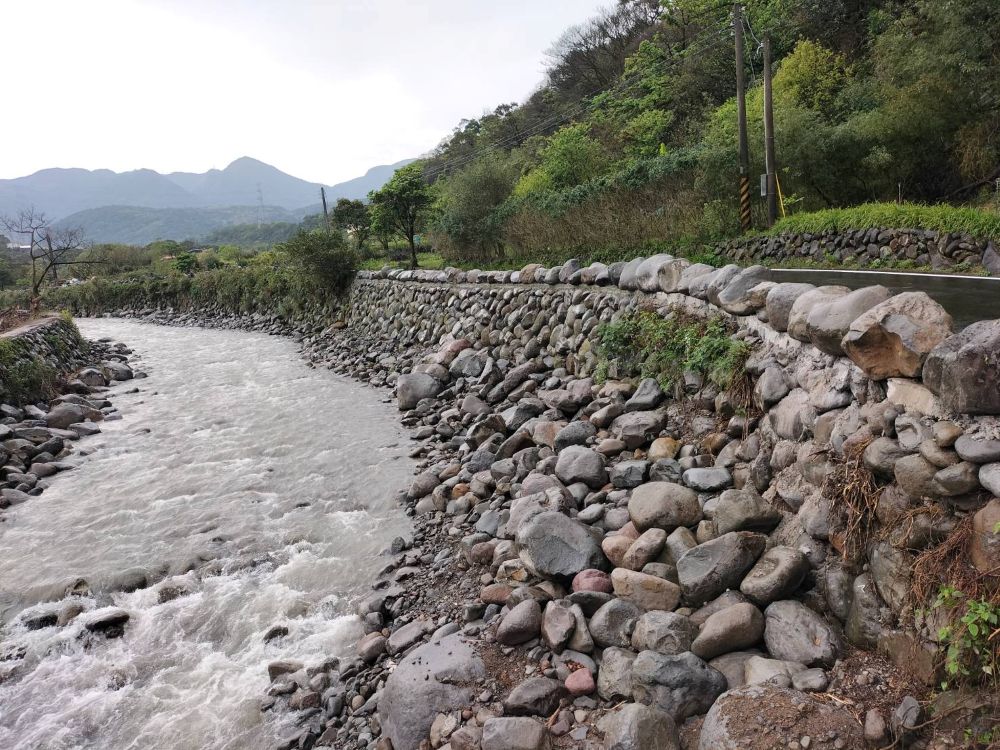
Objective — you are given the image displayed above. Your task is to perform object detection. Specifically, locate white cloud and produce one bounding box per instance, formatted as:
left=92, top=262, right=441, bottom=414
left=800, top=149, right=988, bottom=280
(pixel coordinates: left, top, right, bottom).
left=4, top=0, right=607, bottom=183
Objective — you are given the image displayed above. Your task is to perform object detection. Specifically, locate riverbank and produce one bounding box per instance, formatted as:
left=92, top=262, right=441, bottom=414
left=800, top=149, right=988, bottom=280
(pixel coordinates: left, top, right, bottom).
left=98, top=252, right=999, bottom=750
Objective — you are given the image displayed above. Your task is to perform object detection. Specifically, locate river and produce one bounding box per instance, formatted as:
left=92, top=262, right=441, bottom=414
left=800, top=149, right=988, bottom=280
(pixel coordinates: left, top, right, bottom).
left=0, top=319, right=415, bottom=750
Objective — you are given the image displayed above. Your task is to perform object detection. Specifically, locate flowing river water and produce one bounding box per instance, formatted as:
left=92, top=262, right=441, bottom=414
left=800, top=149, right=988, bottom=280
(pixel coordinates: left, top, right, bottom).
left=0, top=319, right=415, bottom=750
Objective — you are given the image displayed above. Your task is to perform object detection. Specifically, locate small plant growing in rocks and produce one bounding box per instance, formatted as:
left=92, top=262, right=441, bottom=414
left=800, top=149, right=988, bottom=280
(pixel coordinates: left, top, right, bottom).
left=596, top=310, right=749, bottom=391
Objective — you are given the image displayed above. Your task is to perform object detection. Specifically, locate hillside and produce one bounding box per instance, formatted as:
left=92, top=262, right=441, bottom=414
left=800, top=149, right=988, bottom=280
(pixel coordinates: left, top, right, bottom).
left=417, top=0, right=1000, bottom=264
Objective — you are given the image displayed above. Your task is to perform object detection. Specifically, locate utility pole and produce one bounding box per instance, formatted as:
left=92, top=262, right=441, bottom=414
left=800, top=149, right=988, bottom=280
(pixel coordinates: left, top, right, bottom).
left=320, top=187, right=330, bottom=229
left=734, top=3, right=752, bottom=233
left=762, top=35, right=778, bottom=227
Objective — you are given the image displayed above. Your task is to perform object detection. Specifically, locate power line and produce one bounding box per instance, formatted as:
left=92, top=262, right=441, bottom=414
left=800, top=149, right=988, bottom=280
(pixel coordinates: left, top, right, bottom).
left=422, top=23, right=731, bottom=180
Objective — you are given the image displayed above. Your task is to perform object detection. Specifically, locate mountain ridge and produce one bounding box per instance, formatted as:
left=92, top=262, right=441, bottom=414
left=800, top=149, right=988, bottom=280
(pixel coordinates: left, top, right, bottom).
left=0, top=157, right=413, bottom=221
left=0, top=156, right=413, bottom=244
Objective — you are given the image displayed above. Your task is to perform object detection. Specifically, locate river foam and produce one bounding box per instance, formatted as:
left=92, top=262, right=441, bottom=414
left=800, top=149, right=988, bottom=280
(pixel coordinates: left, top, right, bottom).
left=0, top=319, right=414, bottom=750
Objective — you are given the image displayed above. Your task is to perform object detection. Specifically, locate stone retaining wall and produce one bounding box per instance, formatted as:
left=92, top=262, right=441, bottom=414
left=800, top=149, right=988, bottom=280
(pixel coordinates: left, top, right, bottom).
left=0, top=316, right=92, bottom=404
left=715, top=228, right=1000, bottom=274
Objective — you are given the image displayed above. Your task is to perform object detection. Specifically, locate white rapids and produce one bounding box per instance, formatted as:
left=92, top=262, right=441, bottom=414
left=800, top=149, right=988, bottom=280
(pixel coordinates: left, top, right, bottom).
left=0, top=318, right=415, bottom=750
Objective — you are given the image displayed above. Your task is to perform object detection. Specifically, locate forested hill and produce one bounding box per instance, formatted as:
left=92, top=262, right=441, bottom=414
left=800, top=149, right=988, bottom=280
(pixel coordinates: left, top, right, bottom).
left=419, top=0, right=1000, bottom=262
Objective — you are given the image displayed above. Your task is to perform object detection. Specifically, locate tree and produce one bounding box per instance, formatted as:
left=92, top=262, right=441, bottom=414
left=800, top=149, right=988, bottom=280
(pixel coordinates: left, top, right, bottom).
left=277, top=229, right=358, bottom=293
left=331, top=198, right=372, bottom=253
left=432, top=155, right=519, bottom=261
left=0, top=208, right=87, bottom=305
left=368, top=163, right=433, bottom=268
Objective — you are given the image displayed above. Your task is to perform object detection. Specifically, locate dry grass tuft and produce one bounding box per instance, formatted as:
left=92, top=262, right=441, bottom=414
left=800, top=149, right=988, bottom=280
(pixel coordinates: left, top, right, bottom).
left=824, top=436, right=882, bottom=564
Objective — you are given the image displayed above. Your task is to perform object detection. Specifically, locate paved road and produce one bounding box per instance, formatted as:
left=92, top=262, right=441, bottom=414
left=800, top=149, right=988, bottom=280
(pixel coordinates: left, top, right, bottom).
left=767, top=268, right=1000, bottom=329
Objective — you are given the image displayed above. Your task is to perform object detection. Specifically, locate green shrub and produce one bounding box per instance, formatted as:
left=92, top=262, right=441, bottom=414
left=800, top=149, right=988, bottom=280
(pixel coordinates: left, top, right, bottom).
left=276, top=230, right=357, bottom=294
left=769, top=202, right=1000, bottom=240
left=933, top=585, right=999, bottom=689
left=596, top=310, right=749, bottom=391
left=0, top=339, right=59, bottom=404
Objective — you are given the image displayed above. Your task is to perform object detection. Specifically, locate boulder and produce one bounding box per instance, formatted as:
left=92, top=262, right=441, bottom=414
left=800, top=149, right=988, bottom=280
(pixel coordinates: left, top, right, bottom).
left=625, top=378, right=664, bottom=412
left=739, top=546, right=809, bottom=605
left=763, top=600, right=840, bottom=666
left=786, top=286, right=849, bottom=342
left=503, top=677, right=568, bottom=716
left=555, top=446, right=608, bottom=488
left=589, top=599, right=642, bottom=648
left=631, top=650, right=727, bottom=722
left=765, top=283, right=815, bottom=332
left=635, top=254, right=675, bottom=292
left=842, top=292, right=953, bottom=379
left=970, top=499, right=1000, bottom=574
left=379, top=634, right=486, bottom=750
left=611, top=411, right=665, bottom=450
left=676, top=532, right=766, bottom=606
left=690, top=602, right=764, bottom=660
left=541, top=600, right=576, bottom=652
left=631, top=611, right=697, bottom=655
left=715, top=266, right=770, bottom=315
left=713, top=489, right=782, bottom=536
left=611, top=568, right=681, bottom=611
left=699, top=684, right=864, bottom=750
left=396, top=372, right=442, bottom=410
left=497, top=599, right=543, bottom=645
left=481, top=717, right=550, bottom=750
left=597, top=647, right=638, bottom=701
left=923, top=319, right=1000, bottom=414
left=656, top=258, right=693, bottom=293
left=628, top=482, right=701, bottom=532
left=517, top=511, right=607, bottom=579
left=598, top=703, right=680, bottom=750
left=805, top=285, right=892, bottom=356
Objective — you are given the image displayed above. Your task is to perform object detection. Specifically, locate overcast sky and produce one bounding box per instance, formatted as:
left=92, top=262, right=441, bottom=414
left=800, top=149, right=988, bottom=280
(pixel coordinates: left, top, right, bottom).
left=5, top=0, right=607, bottom=184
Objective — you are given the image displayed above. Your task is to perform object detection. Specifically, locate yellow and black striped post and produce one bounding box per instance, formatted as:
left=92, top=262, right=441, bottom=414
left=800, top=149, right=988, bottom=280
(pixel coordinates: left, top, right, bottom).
left=739, top=175, right=752, bottom=231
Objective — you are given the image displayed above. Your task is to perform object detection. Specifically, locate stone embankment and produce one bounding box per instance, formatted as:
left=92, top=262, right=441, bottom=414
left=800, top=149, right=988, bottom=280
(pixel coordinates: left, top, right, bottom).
left=99, top=254, right=998, bottom=750
left=1, top=316, right=137, bottom=529
left=714, top=227, right=1000, bottom=274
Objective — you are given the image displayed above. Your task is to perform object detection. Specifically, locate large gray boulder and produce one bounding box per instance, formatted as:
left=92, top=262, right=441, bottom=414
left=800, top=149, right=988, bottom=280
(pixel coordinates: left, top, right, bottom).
left=656, top=258, right=693, bottom=293
left=923, top=319, right=1000, bottom=415
left=786, top=286, right=849, bottom=342
left=482, top=717, right=550, bottom=750
left=763, top=600, right=840, bottom=666
left=597, top=647, right=638, bottom=701
left=715, top=265, right=770, bottom=315
left=676, top=532, right=767, bottom=606
left=739, top=546, right=810, bottom=605
left=497, top=599, right=543, bottom=645
left=631, top=650, right=727, bottom=722
left=805, top=285, right=892, bottom=356
left=517, top=511, right=607, bottom=579
left=555, top=446, right=608, bottom=488
left=635, top=254, right=675, bottom=292
left=628, top=482, right=702, bottom=532
left=690, top=602, right=764, bottom=660
left=841, top=292, right=953, bottom=379
left=765, top=283, right=815, bottom=332
left=378, top=634, right=486, bottom=750
left=699, top=684, right=864, bottom=750
left=396, top=372, right=442, bottom=410
left=598, top=703, right=680, bottom=750
left=44, top=402, right=91, bottom=430
left=631, top=611, right=697, bottom=655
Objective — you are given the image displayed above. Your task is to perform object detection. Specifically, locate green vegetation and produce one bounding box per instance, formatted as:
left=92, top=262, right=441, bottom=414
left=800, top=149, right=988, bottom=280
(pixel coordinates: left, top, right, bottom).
left=368, top=164, right=433, bottom=268
left=933, top=585, right=999, bottom=689
left=0, top=338, right=59, bottom=404
left=277, top=229, right=357, bottom=294
left=203, top=222, right=300, bottom=248
left=595, top=310, right=749, bottom=391
left=768, top=203, right=1000, bottom=240
left=404, top=0, right=1000, bottom=262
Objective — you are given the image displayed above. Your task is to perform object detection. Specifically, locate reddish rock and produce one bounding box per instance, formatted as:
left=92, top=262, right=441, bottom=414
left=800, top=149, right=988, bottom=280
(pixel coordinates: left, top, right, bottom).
left=571, top=569, right=613, bottom=594
left=565, top=668, right=596, bottom=696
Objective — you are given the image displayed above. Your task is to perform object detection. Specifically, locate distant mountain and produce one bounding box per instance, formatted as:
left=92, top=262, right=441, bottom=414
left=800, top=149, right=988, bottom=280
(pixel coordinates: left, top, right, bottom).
left=0, top=157, right=415, bottom=230
left=56, top=205, right=302, bottom=246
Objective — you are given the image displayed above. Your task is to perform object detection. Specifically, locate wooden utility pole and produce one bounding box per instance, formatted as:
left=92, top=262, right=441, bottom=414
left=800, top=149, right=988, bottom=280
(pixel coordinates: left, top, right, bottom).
left=763, top=35, right=778, bottom=227
left=734, top=3, right=752, bottom=232
left=320, top=187, right=330, bottom=229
